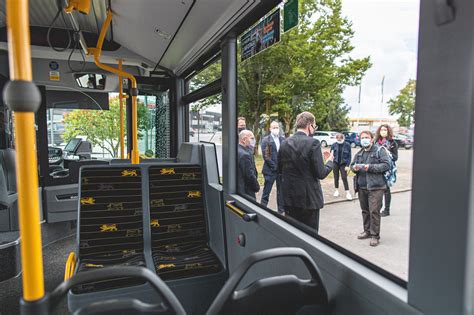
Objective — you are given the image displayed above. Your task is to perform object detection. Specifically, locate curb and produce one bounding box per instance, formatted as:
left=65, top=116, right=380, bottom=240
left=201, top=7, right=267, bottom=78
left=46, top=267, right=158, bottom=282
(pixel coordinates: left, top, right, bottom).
left=324, top=188, right=412, bottom=206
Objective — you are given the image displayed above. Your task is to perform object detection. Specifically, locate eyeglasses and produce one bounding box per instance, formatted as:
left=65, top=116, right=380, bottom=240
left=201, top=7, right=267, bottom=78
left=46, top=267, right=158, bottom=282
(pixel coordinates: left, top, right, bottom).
left=312, top=124, right=318, bottom=131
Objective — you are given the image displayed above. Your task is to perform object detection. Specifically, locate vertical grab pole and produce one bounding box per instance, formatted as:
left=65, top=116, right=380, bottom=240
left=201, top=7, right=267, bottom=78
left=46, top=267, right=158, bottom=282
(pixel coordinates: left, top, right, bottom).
left=118, top=59, right=125, bottom=159
left=3, top=0, right=46, bottom=311
left=90, top=10, right=139, bottom=163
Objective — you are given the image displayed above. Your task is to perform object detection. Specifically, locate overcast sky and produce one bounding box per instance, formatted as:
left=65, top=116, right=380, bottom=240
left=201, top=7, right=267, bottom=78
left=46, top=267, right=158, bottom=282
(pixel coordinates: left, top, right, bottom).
left=341, top=0, right=420, bottom=118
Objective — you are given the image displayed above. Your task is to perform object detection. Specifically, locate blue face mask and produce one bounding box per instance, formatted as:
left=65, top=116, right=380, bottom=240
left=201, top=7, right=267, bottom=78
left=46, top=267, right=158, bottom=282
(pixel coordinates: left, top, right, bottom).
left=361, top=138, right=371, bottom=148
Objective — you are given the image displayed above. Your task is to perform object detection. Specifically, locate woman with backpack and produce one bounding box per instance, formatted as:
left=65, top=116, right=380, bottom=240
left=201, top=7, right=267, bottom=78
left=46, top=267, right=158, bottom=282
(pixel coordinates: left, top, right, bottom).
left=351, top=130, right=391, bottom=247
left=375, top=124, right=398, bottom=217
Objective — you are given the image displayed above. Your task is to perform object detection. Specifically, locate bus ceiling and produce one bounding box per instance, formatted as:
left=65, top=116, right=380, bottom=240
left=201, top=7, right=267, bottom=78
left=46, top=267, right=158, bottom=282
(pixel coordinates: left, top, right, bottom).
left=0, top=0, right=282, bottom=77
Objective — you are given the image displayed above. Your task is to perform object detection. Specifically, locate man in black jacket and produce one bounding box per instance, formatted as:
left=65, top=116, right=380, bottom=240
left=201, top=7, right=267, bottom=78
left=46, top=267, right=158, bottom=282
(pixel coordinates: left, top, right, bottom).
left=278, top=112, right=333, bottom=231
left=237, top=130, right=260, bottom=199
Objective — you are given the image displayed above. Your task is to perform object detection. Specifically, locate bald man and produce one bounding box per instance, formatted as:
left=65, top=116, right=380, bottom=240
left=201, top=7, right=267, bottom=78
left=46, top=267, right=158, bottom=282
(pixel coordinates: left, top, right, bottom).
left=260, top=121, right=285, bottom=213
left=237, top=130, right=260, bottom=199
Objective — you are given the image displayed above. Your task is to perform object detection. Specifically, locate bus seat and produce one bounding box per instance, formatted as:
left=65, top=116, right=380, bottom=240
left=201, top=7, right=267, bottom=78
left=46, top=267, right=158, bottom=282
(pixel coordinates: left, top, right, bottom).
left=73, top=166, right=146, bottom=294
left=148, top=165, right=222, bottom=280
left=0, top=149, right=16, bottom=193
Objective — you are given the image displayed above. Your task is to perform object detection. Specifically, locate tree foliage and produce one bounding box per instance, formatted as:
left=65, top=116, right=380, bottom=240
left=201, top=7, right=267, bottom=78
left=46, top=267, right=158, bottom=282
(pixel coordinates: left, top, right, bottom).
left=388, top=79, right=416, bottom=127
left=62, top=96, right=152, bottom=157
left=238, top=0, right=371, bottom=137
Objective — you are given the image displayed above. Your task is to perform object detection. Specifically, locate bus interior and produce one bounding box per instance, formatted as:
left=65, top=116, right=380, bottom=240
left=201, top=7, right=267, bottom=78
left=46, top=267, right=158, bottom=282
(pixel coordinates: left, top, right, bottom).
left=0, top=0, right=473, bottom=314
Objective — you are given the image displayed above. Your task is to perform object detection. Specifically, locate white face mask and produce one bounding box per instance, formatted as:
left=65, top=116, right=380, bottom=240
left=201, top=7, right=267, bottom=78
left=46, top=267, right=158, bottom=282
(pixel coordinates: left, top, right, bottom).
left=249, top=139, right=256, bottom=149
left=271, top=128, right=280, bottom=136
left=336, top=140, right=344, bottom=144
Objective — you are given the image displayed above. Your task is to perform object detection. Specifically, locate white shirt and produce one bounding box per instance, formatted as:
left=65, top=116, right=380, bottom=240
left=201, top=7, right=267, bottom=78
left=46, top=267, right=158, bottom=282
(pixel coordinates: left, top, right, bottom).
left=272, top=133, right=280, bottom=152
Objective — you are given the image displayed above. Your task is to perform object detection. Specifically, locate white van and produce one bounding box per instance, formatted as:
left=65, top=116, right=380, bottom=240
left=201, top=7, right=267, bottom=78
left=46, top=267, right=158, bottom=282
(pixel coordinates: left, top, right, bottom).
left=313, top=131, right=338, bottom=147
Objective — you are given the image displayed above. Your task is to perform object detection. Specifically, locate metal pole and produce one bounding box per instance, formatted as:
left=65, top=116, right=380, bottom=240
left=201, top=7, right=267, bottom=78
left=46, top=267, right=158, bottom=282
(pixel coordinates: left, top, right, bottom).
left=118, top=59, right=125, bottom=159
left=5, top=0, right=45, bottom=305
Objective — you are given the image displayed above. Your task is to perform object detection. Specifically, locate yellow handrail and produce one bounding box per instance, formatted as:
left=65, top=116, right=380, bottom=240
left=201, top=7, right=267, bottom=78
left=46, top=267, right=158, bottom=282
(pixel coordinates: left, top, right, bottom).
left=6, top=0, right=45, bottom=302
left=89, top=10, right=139, bottom=164
left=64, top=252, right=77, bottom=281
left=118, top=59, right=125, bottom=159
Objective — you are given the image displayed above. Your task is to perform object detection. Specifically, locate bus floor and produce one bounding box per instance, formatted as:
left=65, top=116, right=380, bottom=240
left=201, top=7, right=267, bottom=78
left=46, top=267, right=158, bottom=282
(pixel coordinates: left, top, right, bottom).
left=0, top=234, right=74, bottom=315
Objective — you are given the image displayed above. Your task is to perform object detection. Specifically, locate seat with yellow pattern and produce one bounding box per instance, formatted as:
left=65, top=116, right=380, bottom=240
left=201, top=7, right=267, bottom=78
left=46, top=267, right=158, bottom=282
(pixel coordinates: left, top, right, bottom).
left=74, top=166, right=146, bottom=294
left=149, top=165, right=222, bottom=280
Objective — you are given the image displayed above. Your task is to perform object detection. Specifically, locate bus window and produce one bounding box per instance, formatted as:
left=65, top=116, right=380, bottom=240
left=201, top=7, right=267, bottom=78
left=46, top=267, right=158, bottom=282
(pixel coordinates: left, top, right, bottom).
left=236, top=1, right=419, bottom=282
left=137, top=90, right=171, bottom=159
left=188, top=94, right=223, bottom=181
left=187, top=58, right=221, bottom=93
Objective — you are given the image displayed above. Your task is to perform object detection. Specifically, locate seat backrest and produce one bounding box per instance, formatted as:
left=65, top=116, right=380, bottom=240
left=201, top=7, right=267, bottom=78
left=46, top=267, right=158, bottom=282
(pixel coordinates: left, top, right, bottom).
left=148, top=165, right=208, bottom=252
left=78, top=166, right=144, bottom=259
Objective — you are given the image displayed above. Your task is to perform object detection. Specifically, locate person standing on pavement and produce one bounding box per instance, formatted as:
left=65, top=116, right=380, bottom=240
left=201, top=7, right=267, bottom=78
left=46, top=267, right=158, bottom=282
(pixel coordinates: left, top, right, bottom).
left=351, top=130, right=391, bottom=247
left=260, top=121, right=285, bottom=213
left=237, top=130, right=260, bottom=199
left=330, top=133, right=352, bottom=200
left=375, top=124, right=398, bottom=217
left=278, top=112, right=333, bottom=231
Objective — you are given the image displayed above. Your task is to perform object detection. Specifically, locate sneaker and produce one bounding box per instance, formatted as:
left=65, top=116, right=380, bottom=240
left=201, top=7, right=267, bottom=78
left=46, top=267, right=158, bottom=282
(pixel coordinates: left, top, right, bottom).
left=333, top=190, right=340, bottom=197
left=381, top=210, right=390, bottom=217
left=357, top=231, right=370, bottom=239
left=345, top=191, right=352, bottom=200
left=370, top=237, right=380, bottom=247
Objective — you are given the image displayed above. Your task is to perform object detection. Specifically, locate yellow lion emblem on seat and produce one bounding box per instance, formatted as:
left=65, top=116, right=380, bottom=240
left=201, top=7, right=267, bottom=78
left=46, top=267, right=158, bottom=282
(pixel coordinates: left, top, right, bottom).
left=80, top=197, right=95, bottom=205
left=187, top=191, right=201, bottom=198
left=157, top=263, right=175, bottom=270
left=100, top=224, right=117, bottom=232
left=121, top=169, right=138, bottom=177
left=151, top=219, right=160, bottom=227
left=160, top=168, right=175, bottom=175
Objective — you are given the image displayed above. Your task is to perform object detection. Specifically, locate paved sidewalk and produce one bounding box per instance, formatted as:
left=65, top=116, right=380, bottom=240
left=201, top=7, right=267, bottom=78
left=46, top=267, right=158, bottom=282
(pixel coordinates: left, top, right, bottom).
left=319, top=191, right=411, bottom=280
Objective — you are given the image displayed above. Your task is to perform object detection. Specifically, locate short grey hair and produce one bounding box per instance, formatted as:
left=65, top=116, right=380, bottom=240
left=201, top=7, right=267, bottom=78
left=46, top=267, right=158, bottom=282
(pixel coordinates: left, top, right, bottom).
left=295, top=112, right=315, bottom=129
left=239, top=129, right=253, bottom=142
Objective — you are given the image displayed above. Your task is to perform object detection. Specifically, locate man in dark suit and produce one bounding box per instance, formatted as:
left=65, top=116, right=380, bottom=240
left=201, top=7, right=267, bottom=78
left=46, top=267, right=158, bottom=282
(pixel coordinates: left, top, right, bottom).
left=278, top=112, right=333, bottom=231
left=260, top=121, right=285, bottom=213
left=237, top=130, right=260, bottom=199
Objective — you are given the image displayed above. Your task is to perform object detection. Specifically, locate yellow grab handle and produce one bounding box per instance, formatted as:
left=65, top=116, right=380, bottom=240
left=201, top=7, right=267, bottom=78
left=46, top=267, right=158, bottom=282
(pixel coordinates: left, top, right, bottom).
left=64, top=252, right=77, bottom=281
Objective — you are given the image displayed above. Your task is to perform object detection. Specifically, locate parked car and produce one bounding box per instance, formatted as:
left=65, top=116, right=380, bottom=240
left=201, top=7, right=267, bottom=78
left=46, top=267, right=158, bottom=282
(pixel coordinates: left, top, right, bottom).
left=343, top=131, right=360, bottom=148
left=313, top=131, right=338, bottom=147
left=394, top=134, right=413, bottom=149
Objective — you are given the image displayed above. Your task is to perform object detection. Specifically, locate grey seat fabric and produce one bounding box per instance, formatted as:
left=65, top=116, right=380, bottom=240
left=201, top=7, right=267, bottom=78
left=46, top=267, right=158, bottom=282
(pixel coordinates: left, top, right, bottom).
left=0, top=149, right=16, bottom=207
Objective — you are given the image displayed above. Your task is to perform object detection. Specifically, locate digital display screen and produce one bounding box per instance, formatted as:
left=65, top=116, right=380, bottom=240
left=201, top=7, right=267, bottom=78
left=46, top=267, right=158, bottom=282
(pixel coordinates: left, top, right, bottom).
left=64, top=138, right=80, bottom=153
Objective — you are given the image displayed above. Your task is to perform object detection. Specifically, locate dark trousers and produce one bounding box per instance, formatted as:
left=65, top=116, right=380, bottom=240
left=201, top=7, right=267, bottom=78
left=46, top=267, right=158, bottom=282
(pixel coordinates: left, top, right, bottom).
left=358, top=189, right=384, bottom=238
left=285, top=208, right=320, bottom=232
left=333, top=163, right=349, bottom=190
left=384, top=187, right=391, bottom=211
left=260, top=174, right=283, bottom=213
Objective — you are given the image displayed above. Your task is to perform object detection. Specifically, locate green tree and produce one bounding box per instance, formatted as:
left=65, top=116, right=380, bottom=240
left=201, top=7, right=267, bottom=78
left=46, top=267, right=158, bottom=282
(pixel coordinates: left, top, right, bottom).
left=62, top=96, right=151, bottom=157
left=388, top=79, right=416, bottom=127
left=238, top=0, right=371, bottom=137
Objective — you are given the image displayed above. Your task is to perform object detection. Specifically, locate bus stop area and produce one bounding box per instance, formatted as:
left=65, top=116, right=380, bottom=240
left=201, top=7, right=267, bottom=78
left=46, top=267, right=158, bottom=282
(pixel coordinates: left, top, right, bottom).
left=257, top=148, right=413, bottom=280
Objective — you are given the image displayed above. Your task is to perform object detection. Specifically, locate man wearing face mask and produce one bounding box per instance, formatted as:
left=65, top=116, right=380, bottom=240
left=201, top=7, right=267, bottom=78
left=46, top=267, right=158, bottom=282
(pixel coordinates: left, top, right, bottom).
left=237, top=117, right=247, bottom=134
left=278, top=112, right=334, bottom=231
left=237, top=130, right=260, bottom=199
left=260, top=121, right=285, bottom=213
left=351, top=130, right=391, bottom=247
left=330, top=133, right=352, bottom=200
